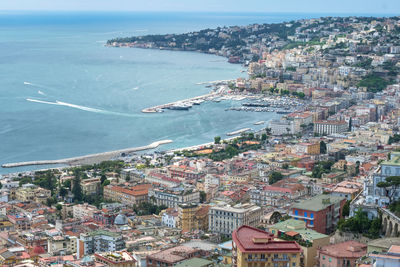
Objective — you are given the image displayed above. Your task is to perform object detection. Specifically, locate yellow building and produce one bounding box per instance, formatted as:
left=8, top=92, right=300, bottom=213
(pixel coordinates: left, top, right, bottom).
left=80, top=178, right=101, bottom=196
left=178, top=203, right=210, bottom=232
left=15, top=186, right=51, bottom=203
left=232, top=225, right=302, bottom=267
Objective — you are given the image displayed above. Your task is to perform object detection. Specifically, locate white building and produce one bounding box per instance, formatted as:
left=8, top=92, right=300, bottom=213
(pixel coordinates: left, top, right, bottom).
left=208, top=203, right=262, bottom=235
left=78, top=230, right=125, bottom=258
left=314, top=120, right=348, bottom=135
left=371, top=245, right=400, bottom=267
left=269, top=119, right=295, bottom=136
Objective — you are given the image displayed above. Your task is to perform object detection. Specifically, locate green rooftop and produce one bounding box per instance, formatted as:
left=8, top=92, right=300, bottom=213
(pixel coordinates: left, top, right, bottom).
left=87, top=230, right=121, bottom=238
left=174, top=258, right=213, bottom=267
left=381, top=154, right=400, bottom=166
left=292, top=194, right=345, bottom=211
left=271, top=219, right=328, bottom=242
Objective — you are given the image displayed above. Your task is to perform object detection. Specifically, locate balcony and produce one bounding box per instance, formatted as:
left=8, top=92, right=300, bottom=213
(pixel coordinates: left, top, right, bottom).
left=273, top=257, right=290, bottom=262
left=289, top=213, right=314, bottom=220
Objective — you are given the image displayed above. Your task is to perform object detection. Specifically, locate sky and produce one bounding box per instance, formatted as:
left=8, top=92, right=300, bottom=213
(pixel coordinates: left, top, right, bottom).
left=0, top=0, right=399, bottom=14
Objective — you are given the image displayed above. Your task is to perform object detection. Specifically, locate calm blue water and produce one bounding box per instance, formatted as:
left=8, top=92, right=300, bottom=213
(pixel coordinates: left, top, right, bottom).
left=0, top=12, right=393, bottom=174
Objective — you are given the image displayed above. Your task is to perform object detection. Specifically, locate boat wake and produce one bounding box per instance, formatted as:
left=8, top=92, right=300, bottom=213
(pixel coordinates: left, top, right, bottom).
left=132, top=87, right=139, bottom=90
left=24, top=81, right=52, bottom=90
left=26, top=98, right=142, bottom=118
left=38, top=90, right=46, bottom=96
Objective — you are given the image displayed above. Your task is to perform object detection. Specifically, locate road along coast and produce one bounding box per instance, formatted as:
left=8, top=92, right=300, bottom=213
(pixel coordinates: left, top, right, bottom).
left=2, top=140, right=172, bottom=168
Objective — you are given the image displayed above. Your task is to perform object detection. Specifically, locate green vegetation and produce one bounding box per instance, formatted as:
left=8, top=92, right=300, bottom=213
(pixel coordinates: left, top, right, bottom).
left=269, top=171, right=284, bottom=184
left=389, top=134, right=400, bottom=145
left=338, top=209, right=381, bottom=239
left=377, top=176, right=400, bottom=203
left=342, top=200, right=351, bottom=217
left=320, top=141, right=327, bottom=154
left=214, top=136, right=221, bottom=144
left=133, top=202, right=168, bottom=216
left=311, top=160, right=335, bottom=178
left=357, top=74, right=390, bottom=93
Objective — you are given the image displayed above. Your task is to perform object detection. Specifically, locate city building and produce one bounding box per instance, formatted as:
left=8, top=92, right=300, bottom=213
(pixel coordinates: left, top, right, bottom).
left=146, top=245, right=203, bottom=267
left=317, top=241, right=367, bottom=267
left=78, top=230, right=125, bottom=258
left=80, top=178, right=101, bottom=196
left=47, top=235, right=77, bottom=256
left=148, top=187, right=200, bottom=208
left=269, top=119, right=295, bottom=135
left=269, top=219, right=329, bottom=267
left=178, top=203, right=210, bottom=232
left=72, top=203, right=98, bottom=219
left=370, top=245, right=400, bottom=267
left=314, top=120, right=348, bottom=135
left=290, top=195, right=346, bottom=234
left=232, top=225, right=302, bottom=267
left=208, top=203, right=262, bottom=235
left=94, top=251, right=137, bottom=267
left=103, top=184, right=151, bottom=207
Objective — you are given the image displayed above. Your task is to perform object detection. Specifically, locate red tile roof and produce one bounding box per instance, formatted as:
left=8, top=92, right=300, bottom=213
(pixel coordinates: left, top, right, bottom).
left=233, top=225, right=302, bottom=253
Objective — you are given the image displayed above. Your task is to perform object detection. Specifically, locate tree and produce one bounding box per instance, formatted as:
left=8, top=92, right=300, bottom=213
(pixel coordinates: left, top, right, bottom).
left=269, top=171, right=283, bottom=184
left=59, top=187, right=68, bottom=197
left=261, top=133, right=267, bottom=141
left=343, top=200, right=350, bottom=217
left=348, top=117, right=352, bottom=132
left=200, top=191, right=207, bottom=203
left=377, top=176, right=400, bottom=203
left=320, top=141, right=327, bottom=154
left=72, top=173, right=83, bottom=202
left=214, top=136, right=221, bottom=144
left=282, top=163, right=289, bottom=169
left=56, top=204, right=62, bottom=211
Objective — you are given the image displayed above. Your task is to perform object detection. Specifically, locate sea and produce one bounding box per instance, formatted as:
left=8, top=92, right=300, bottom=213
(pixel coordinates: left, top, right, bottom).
left=0, top=11, right=394, bottom=174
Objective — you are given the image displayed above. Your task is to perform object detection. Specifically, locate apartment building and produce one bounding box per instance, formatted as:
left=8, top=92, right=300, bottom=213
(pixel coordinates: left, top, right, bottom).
left=232, top=225, right=302, bottom=267
left=148, top=188, right=200, bottom=208
left=314, top=120, right=348, bottom=135
left=78, top=230, right=125, bottom=258
left=290, top=195, right=346, bottom=234
left=208, top=203, right=262, bottom=235
left=72, top=203, right=98, bottom=219
left=47, top=235, right=77, bottom=256
left=178, top=203, right=210, bottom=232
left=103, top=184, right=151, bottom=207
left=80, top=178, right=101, bottom=196
left=94, top=251, right=136, bottom=267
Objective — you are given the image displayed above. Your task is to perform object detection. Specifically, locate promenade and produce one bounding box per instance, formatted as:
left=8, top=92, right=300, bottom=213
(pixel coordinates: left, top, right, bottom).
left=2, top=140, right=172, bottom=168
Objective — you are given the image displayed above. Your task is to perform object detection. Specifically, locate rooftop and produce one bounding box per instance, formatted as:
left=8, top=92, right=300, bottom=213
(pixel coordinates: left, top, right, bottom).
left=174, top=257, right=213, bottom=267
left=232, top=225, right=302, bottom=253
left=292, top=194, right=345, bottom=212
left=319, top=241, right=367, bottom=258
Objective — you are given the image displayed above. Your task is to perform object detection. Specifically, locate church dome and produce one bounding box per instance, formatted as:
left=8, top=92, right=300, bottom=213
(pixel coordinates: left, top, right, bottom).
left=114, top=213, right=128, bottom=225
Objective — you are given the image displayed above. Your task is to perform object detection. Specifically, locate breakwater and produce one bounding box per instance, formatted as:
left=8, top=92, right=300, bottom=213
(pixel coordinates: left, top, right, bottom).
left=2, top=140, right=172, bottom=168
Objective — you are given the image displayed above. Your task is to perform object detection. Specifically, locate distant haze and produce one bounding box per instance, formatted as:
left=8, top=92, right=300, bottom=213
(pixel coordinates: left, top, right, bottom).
left=1, top=0, right=399, bottom=14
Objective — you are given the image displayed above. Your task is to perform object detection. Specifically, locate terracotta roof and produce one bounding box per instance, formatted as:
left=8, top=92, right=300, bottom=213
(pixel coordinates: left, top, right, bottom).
left=319, top=241, right=367, bottom=259
left=232, top=225, right=302, bottom=253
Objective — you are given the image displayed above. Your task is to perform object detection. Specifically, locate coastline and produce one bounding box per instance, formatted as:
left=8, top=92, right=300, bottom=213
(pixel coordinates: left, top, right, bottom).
left=1, top=140, right=172, bottom=169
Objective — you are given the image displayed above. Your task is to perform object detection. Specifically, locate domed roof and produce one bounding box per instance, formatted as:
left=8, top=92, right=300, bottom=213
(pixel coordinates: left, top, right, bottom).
left=32, top=245, right=46, bottom=255
left=114, top=213, right=128, bottom=225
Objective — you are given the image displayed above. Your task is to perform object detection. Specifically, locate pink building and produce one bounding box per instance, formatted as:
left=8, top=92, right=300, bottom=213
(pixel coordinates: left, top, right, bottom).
left=317, top=241, right=367, bottom=267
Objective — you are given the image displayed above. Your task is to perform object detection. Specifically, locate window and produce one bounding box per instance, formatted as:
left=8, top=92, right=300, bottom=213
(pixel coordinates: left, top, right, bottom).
left=304, top=212, right=308, bottom=217
left=322, top=256, right=325, bottom=260
left=310, top=221, right=314, bottom=225
left=292, top=263, right=296, bottom=267
left=261, top=254, right=265, bottom=259
left=329, top=258, right=332, bottom=262
left=295, top=210, right=298, bottom=215
left=310, top=213, right=314, bottom=218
